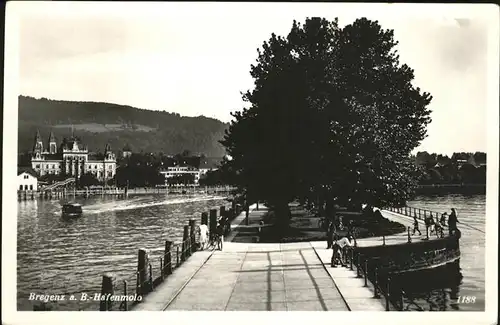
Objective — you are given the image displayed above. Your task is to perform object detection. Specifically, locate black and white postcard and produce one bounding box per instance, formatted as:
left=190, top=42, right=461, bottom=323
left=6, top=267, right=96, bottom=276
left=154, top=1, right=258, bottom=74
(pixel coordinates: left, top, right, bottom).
left=2, top=2, right=498, bottom=325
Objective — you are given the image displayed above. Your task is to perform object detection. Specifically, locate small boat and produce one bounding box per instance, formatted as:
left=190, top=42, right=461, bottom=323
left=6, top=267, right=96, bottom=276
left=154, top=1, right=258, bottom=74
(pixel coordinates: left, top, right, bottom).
left=62, top=203, right=83, bottom=218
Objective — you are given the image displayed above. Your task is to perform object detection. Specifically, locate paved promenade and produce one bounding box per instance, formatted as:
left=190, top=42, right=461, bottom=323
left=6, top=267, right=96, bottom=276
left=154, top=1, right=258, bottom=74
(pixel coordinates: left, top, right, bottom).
left=133, top=204, right=387, bottom=311
left=355, top=209, right=441, bottom=248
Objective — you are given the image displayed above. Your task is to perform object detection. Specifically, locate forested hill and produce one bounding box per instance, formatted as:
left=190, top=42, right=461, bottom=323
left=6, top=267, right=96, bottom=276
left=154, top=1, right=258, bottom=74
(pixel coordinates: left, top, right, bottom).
left=18, top=96, right=229, bottom=156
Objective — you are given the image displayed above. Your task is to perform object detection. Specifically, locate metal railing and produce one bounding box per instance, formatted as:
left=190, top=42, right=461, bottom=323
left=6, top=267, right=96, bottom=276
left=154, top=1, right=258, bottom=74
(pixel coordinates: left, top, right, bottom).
left=385, top=206, right=451, bottom=239
left=98, top=204, right=235, bottom=311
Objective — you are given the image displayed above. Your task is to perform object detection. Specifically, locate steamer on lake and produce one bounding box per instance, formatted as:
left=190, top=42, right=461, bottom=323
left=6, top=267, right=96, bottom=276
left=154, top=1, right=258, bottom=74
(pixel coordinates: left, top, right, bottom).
left=61, top=202, right=83, bottom=218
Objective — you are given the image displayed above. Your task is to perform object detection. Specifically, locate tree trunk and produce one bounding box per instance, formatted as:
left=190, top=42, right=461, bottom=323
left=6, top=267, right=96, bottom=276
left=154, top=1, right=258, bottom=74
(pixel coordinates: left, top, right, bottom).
left=274, top=201, right=291, bottom=236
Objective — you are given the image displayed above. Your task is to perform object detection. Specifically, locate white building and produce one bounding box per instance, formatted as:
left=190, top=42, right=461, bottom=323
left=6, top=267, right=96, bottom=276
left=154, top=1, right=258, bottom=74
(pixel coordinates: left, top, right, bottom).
left=198, top=157, right=222, bottom=176
left=18, top=168, right=38, bottom=191
left=159, top=166, right=201, bottom=185
left=30, top=130, right=116, bottom=181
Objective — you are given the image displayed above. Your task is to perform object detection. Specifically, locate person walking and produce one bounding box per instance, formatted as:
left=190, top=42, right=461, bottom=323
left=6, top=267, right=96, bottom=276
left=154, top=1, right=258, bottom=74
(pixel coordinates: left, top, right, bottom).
left=346, top=220, right=354, bottom=238
left=440, top=213, right=447, bottom=227
left=412, top=216, right=422, bottom=235
left=326, top=221, right=336, bottom=249
left=448, top=208, right=459, bottom=235
left=198, top=222, right=209, bottom=250
left=330, top=240, right=343, bottom=267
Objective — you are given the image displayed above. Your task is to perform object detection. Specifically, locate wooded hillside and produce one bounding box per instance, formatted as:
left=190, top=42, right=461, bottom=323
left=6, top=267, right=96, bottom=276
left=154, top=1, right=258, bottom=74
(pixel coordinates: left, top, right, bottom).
left=18, top=96, right=229, bottom=156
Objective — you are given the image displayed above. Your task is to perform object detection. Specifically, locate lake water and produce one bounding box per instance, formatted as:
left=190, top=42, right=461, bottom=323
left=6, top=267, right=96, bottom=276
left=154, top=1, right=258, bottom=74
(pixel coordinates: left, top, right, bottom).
left=17, top=193, right=485, bottom=311
left=17, top=194, right=229, bottom=311
left=404, top=194, right=485, bottom=311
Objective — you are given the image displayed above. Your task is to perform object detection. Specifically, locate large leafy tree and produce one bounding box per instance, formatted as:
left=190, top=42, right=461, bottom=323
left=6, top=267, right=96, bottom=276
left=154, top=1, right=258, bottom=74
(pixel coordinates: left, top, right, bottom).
left=221, top=17, right=432, bottom=226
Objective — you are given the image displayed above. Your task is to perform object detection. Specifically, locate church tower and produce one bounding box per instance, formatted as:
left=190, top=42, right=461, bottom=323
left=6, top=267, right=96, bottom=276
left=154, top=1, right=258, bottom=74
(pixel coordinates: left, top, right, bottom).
left=104, top=143, right=115, bottom=160
left=32, top=130, right=43, bottom=159
left=48, top=131, right=57, bottom=154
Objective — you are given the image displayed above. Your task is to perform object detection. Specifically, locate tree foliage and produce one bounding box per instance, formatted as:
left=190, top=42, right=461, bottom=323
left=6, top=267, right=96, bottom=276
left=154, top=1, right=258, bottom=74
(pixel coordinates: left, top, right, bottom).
left=78, top=172, right=100, bottom=188
left=221, top=17, right=433, bottom=222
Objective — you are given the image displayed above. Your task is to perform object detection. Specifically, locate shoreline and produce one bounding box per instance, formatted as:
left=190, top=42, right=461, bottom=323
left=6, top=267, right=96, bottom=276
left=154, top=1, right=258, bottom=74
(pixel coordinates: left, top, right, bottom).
left=258, top=205, right=407, bottom=243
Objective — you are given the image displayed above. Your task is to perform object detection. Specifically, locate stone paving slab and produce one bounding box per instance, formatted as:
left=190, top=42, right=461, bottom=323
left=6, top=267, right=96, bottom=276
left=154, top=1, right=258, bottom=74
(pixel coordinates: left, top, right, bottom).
left=163, top=242, right=350, bottom=311
left=132, top=250, right=213, bottom=311
left=355, top=210, right=442, bottom=248
left=311, top=242, right=386, bottom=311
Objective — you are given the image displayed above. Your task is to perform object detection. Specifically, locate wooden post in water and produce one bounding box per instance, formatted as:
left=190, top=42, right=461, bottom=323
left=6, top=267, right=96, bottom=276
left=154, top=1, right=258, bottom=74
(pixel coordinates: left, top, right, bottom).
left=189, top=219, right=197, bottom=253
left=201, top=212, right=208, bottom=226
left=137, top=249, right=149, bottom=295
left=99, top=274, right=114, bottom=311
left=123, top=280, right=128, bottom=311
left=164, top=240, right=173, bottom=275
left=182, top=225, right=189, bottom=261
left=160, top=257, right=163, bottom=280
left=209, top=209, right=217, bottom=241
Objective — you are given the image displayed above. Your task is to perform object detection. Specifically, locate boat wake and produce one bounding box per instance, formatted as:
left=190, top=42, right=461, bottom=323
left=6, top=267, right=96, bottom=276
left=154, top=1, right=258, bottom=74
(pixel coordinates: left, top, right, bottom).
left=82, top=195, right=226, bottom=214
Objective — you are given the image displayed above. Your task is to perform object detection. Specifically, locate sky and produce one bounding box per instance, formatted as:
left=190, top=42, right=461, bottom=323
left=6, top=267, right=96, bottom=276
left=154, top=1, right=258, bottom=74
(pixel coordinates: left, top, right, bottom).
left=10, top=2, right=499, bottom=156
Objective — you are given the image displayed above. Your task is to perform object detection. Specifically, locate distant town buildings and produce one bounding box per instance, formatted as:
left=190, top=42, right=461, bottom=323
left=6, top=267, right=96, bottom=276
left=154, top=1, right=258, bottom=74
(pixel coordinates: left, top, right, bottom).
left=17, top=167, right=38, bottom=191
left=30, top=130, right=117, bottom=181
left=159, top=156, right=222, bottom=185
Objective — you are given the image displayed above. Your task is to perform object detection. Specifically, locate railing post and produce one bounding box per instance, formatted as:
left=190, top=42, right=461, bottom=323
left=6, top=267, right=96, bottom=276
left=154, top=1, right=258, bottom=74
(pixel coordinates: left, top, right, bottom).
left=176, top=245, right=180, bottom=266
left=386, top=275, right=391, bottom=311
left=137, top=249, right=148, bottom=295
left=189, top=219, right=197, bottom=253
left=350, top=248, right=354, bottom=270
left=123, top=280, right=128, bottom=311
left=99, top=274, right=114, bottom=311
left=182, top=225, right=189, bottom=261
left=356, top=254, right=362, bottom=278
left=164, top=240, right=173, bottom=275
left=407, top=227, right=412, bottom=243
left=418, top=208, right=421, bottom=219
left=149, top=263, right=153, bottom=292
left=424, top=210, right=427, bottom=218
left=374, top=267, right=379, bottom=298
left=160, top=257, right=163, bottom=280
left=364, top=258, right=368, bottom=287
left=220, top=206, right=226, bottom=218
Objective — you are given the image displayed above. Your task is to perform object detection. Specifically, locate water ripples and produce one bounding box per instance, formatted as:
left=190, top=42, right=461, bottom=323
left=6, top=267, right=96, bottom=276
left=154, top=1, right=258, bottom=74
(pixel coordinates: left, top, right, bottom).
left=17, top=194, right=228, bottom=311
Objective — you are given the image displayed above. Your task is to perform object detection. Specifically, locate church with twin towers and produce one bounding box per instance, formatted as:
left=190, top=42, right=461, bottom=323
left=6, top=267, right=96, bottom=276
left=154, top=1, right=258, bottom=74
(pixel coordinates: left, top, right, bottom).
left=30, top=130, right=117, bottom=181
